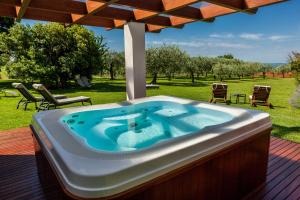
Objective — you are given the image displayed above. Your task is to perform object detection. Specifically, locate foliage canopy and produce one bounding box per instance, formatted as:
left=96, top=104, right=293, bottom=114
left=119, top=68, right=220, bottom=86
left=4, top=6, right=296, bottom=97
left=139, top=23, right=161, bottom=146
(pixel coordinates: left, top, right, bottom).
left=0, top=23, right=107, bottom=88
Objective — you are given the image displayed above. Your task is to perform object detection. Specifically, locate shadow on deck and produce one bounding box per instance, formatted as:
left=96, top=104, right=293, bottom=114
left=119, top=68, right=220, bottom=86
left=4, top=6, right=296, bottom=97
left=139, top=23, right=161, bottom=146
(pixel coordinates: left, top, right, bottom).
left=0, top=128, right=300, bottom=200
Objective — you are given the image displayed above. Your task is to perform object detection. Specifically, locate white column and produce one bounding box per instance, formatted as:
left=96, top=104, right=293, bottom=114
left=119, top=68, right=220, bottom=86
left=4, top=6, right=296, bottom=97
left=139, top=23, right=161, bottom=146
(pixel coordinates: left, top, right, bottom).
left=124, top=22, right=146, bottom=100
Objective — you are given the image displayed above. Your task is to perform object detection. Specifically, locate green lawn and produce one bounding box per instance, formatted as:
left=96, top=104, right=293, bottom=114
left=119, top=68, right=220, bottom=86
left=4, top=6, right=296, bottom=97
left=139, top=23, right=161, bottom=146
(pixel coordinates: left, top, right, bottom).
left=0, top=77, right=299, bottom=142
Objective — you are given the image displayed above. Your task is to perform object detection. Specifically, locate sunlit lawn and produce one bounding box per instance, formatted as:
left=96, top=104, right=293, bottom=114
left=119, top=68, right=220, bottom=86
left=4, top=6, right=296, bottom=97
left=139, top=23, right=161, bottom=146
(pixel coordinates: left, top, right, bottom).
left=0, top=77, right=299, bottom=142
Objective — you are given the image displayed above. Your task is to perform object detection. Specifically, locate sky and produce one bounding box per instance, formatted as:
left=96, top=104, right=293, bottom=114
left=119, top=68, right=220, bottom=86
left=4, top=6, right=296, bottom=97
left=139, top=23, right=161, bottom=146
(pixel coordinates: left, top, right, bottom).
left=22, top=0, right=300, bottom=63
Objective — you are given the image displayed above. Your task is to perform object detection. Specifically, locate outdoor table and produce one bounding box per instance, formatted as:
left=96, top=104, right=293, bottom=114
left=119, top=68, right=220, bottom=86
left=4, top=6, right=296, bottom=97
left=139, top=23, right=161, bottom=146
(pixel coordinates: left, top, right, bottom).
left=230, top=93, right=247, bottom=104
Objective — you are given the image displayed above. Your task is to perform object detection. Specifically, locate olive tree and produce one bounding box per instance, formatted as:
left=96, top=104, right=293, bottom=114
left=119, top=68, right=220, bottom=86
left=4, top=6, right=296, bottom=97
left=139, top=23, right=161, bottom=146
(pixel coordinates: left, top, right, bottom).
left=104, top=51, right=125, bottom=80
left=274, top=64, right=291, bottom=78
left=1, top=23, right=107, bottom=88
left=185, top=56, right=198, bottom=84
left=146, top=47, right=160, bottom=84
left=146, top=45, right=186, bottom=83
left=289, top=51, right=300, bottom=81
left=289, top=51, right=300, bottom=108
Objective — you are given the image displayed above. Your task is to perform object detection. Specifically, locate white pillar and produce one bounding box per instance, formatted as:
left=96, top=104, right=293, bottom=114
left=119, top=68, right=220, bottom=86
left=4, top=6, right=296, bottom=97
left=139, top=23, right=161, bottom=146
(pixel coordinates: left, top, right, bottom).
left=124, top=22, right=146, bottom=100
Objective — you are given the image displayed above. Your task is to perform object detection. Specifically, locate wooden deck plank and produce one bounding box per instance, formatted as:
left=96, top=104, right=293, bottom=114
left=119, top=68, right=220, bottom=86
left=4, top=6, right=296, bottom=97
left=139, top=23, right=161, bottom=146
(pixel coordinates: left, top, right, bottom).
left=286, top=184, right=300, bottom=200
left=0, top=128, right=300, bottom=200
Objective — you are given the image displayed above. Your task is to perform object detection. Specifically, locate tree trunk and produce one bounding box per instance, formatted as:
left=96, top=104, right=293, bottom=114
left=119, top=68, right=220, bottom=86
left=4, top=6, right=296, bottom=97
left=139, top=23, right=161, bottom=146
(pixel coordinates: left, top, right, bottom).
left=110, top=66, right=114, bottom=80
left=191, top=71, right=195, bottom=84
left=151, top=73, right=157, bottom=84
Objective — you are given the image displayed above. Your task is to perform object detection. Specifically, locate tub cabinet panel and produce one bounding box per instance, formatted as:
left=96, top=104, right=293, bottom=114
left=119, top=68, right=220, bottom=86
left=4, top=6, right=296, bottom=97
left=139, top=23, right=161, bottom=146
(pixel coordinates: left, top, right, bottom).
left=34, top=129, right=270, bottom=200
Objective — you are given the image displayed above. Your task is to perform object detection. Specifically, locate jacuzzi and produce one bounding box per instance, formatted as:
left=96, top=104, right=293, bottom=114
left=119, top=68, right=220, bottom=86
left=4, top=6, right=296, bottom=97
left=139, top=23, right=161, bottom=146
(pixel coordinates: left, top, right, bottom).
left=31, top=96, right=272, bottom=200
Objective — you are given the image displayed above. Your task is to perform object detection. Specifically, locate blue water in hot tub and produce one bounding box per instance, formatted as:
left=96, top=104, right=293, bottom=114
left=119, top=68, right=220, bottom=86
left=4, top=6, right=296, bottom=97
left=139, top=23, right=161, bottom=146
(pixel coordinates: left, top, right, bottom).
left=60, top=101, right=234, bottom=152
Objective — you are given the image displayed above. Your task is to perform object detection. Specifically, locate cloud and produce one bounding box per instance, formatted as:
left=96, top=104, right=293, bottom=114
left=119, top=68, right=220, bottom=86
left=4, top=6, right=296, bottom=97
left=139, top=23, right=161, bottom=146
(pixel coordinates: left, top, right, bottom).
left=268, top=35, right=291, bottom=41
left=148, top=40, right=253, bottom=49
left=239, top=33, right=264, bottom=40
left=209, top=33, right=234, bottom=39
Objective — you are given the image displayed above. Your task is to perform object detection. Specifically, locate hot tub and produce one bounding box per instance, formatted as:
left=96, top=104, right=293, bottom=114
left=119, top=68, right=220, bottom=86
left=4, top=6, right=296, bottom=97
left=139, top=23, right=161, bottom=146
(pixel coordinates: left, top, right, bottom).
left=31, top=96, right=272, bottom=200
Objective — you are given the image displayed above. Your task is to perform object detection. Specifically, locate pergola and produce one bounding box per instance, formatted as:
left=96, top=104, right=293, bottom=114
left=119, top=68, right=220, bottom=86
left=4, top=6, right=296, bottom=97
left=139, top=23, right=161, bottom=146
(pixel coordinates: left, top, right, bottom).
left=0, top=0, right=287, bottom=100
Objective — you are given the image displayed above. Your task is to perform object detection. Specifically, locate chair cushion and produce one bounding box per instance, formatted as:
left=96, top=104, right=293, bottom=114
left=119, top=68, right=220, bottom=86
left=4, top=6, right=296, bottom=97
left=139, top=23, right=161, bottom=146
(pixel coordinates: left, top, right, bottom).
left=53, top=94, right=67, bottom=99
left=57, top=96, right=90, bottom=105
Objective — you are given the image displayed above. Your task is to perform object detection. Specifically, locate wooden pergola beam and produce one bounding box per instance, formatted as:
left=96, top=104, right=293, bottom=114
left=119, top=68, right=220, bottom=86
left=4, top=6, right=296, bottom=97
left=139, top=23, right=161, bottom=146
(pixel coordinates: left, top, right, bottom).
left=94, top=7, right=180, bottom=28
left=71, top=0, right=118, bottom=24
left=0, top=4, right=17, bottom=18
left=244, top=0, right=288, bottom=9
left=204, top=0, right=255, bottom=14
left=96, top=0, right=209, bottom=21
left=0, top=0, right=288, bottom=32
left=15, top=0, right=31, bottom=22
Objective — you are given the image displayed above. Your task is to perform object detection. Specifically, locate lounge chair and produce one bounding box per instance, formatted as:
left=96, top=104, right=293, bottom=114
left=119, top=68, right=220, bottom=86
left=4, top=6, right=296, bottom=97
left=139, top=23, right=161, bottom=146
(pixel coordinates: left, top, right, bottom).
left=32, top=84, right=92, bottom=111
left=146, top=84, right=160, bottom=89
left=81, top=76, right=92, bottom=87
left=12, top=83, right=66, bottom=110
left=0, top=88, right=19, bottom=97
left=249, top=85, right=273, bottom=108
left=75, top=76, right=86, bottom=87
left=75, top=75, right=91, bottom=88
left=209, top=83, right=228, bottom=104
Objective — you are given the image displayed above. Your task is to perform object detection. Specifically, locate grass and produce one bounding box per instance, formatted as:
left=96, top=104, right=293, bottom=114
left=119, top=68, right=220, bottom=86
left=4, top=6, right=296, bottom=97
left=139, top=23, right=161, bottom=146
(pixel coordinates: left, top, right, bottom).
left=0, top=77, right=299, bottom=143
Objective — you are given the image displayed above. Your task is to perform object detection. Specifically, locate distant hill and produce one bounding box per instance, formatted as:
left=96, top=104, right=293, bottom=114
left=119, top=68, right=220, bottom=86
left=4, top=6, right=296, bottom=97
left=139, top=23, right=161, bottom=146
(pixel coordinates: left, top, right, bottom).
left=265, top=63, right=287, bottom=67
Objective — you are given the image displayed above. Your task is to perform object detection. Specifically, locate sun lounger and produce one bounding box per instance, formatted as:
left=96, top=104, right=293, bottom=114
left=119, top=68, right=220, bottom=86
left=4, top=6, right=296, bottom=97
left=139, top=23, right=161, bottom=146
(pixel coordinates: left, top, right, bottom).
left=12, top=83, right=66, bottom=110
left=75, top=76, right=92, bottom=88
left=32, top=84, right=92, bottom=111
left=81, top=76, right=92, bottom=87
left=146, top=84, right=160, bottom=89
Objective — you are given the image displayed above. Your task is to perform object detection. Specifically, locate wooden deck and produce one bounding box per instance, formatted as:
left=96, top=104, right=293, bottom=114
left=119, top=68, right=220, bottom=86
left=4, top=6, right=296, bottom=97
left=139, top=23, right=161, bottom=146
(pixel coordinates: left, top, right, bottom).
left=0, top=128, right=300, bottom=200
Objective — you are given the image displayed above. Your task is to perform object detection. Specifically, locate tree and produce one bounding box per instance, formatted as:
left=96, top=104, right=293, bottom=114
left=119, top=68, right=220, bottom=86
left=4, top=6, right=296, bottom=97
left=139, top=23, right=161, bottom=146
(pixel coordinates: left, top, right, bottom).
left=212, top=57, right=239, bottom=80
left=185, top=56, right=198, bottom=84
left=218, top=54, right=234, bottom=59
left=194, top=56, right=214, bottom=78
left=104, top=51, right=124, bottom=80
left=1, top=23, right=107, bottom=88
left=0, top=17, right=15, bottom=70
left=274, top=64, right=291, bottom=78
left=288, top=51, right=300, bottom=108
left=259, top=64, right=273, bottom=79
left=0, top=17, right=15, bottom=33
left=289, top=51, right=300, bottom=81
left=158, top=45, right=186, bottom=81
left=146, top=47, right=160, bottom=84
left=146, top=45, right=186, bottom=83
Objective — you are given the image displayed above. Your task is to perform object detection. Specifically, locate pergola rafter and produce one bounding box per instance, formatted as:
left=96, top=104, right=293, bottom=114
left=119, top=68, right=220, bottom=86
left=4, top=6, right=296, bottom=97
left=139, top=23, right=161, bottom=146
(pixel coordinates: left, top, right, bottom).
left=15, top=0, right=31, bottom=22
left=0, top=0, right=288, bottom=33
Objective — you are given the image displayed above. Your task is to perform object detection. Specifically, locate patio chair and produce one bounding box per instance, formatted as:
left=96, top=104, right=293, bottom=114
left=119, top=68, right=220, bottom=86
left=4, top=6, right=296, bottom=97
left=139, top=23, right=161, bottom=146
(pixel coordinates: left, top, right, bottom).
left=75, top=75, right=86, bottom=88
left=75, top=75, right=92, bottom=88
left=12, top=83, right=67, bottom=110
left=209, top=83, right=228, bottom=104
left=249, top=85, right=273, bottom=108
left=81, top=76, right=92, bottom=87
left=32, top=84, right=92, bottom=111
left=146, top=84, right=160, bottom=89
